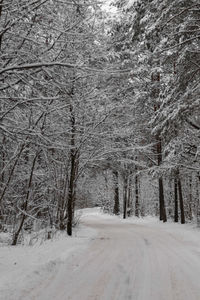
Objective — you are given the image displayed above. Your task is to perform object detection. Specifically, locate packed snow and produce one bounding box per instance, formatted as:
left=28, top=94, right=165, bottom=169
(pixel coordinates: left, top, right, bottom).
left=1, top=208, right=200, bottom=300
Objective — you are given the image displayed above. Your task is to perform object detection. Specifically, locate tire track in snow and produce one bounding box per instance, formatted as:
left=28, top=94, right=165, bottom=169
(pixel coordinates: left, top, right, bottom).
left=21, top=217, right=200, bottom=300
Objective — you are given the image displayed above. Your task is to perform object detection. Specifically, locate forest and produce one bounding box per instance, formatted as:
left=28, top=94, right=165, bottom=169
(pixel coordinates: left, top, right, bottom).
left=0, top=0, right=200, bottom=246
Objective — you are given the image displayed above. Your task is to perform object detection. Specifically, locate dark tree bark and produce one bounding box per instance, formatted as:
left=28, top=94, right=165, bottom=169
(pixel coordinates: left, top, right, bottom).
left=0, top=136, right=5, bottom=183
left=12, top=151, right=39, bottom=245
left=135, top=171, right=139, bottom=217
left=0, top=112, right=46, bottom=208
left=157, top=139, right=167, bottom=222
left=0, top=135, right=5, bottom=226
left=152, top=72, right=167, bottom=223
left=174, top=177, right=178, bottom=222
left=197, top=172, right=200, bottom=227
left=0, top=0, right=3, bottom=49
left=158, top=177, right=167, bottom=222
left=67, top=155, right=76, bottom=236
left=127, top=173, right=132, bottom=217
left=0, top=145, right=24, bottom=207
left=67, top=101, right=76, bottom=236
left=113, top=170, right=120, bottom=215
left=178, top=177, right=185, bottom=224
left=188, top=176, right=193, bottom=221
left=123, top=175, right=128, bottom=219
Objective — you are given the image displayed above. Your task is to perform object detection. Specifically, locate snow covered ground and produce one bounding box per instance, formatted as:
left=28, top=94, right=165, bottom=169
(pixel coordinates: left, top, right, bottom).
left=1, top=208, right=200, bottom=300
left=0, top=213, right=97, bottom=300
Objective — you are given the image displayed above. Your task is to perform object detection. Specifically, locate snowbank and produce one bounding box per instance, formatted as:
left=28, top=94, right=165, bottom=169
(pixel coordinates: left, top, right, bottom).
left=0, top=222, right=96, bottom=300
left=122, top=214, right=200, bottom=248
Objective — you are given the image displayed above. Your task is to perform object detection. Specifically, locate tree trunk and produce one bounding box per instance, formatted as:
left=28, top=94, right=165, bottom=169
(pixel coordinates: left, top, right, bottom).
left=135, top=171, right=139, bottom=217
left=67, top=156, right=76, bottom=236
left=0, top=0, right=3, bottom=49
left=178, top=177, right=185, bottom=224
left=67, top=101, right=76, bottom=236
left=0, top=145, right=24, bottom=206
left=174, top=177, right=178, bottom=222
left=123, top=175, right=128, bottom=219
left=159, top=177, right=167, bottom=222
left=152, top=72, right=167, bottom=223
left=127, top=174, right=132, bottom=217
left=188, top=176, right=193, bottom=220
left=197, top=173, right=200, bottom=227
left=12, top=151, right=39, bottom=245
left=157, top=138, right=167, bottom=222
left=113, top=170, right=120, bottom=215
left=157, top=137, right=167, bottom=222
left=0, top=135, right=5, bottom=227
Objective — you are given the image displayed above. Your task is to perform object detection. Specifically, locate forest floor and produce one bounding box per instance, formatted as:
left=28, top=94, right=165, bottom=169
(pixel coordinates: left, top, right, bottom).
left=1, top=208, right=200, bottom=300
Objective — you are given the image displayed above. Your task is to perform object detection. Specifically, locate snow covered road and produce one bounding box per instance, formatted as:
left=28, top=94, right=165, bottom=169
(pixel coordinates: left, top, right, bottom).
left=22, top=212, right=200, bottom=300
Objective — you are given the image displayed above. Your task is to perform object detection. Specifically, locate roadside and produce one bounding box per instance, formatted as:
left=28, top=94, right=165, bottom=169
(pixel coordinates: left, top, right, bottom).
left=0, top=217, right=96, bottom=300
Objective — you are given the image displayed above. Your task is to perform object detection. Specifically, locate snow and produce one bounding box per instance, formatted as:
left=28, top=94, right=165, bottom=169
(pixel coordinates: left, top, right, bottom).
left=123, top=215, right=200, bottom=248
left=0, top=219, right=96, bottom=300
left=101, top=0, right=117, bottom=14
left=1, top=208, right=200, bottom=300
left=124, top=0, right=140, bottom=10
left=101, top=0, right=119, bottom=22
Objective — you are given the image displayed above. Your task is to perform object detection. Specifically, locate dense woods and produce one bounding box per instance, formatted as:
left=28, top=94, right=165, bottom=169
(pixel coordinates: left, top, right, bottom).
left=0, top=0, right=199, bottom=244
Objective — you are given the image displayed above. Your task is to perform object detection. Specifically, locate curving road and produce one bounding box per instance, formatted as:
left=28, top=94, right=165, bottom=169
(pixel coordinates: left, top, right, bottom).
left=25, top=214, right=200, bottom=300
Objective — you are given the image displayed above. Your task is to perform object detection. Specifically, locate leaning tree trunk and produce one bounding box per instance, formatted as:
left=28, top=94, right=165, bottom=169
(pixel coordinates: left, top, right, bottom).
left=0, top=112, right=46, bottom=209
left=58, top=196, right=66, bottom=231
left=0, top=145, right=25, bottom=207
left=58, top=170, right=69, bottom=231
left=174, top=177, right=178, bottom=222
left=0, top=135, right=6, bottom=228
left=113, top=170, right=120, bottom=215
left=12, top=151, right=39, bottom=245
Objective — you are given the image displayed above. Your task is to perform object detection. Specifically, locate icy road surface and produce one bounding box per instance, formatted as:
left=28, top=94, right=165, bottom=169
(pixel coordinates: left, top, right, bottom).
left=22, top=211, right=200, bottom=300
